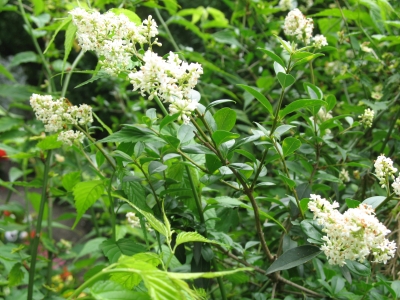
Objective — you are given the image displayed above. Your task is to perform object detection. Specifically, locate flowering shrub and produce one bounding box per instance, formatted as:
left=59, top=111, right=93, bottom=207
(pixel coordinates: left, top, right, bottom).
left=0, top=1, right=399, bottom=299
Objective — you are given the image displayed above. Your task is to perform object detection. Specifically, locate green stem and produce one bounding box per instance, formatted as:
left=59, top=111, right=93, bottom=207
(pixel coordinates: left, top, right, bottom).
left=250, top=149, right=268, bottom=190
left=212, top=260, right=227, bottom=300
left=61, top=51, right=85, bottom=98
left=90, top=207, right=100, bottom=237
left=107, top=170, right=116, bottom=241
left=28, top=150, right=52, bottom=300
left=309, top=61, right=315, bottom=85
left=270, top=87, right=286, bottom=135
left=379, top=106, right=400, bottom=153
left=185, top=162, right=206, bottom=225
left=46, top=194, right=53, bottom=290
left=154, top=8, right=181, bottom=53
left=17, top=0, right=55, bottom=92
left=154, top=95, right=169, bottom=116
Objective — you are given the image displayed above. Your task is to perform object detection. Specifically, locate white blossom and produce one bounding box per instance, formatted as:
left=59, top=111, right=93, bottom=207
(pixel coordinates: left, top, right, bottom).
left=339, top=169, right=350, bottom=183
left=283, top=8, right=314, bottom=45
left=57, top=130, right=85, bottom=146
left=313, top=34, right=328, bottom=49
left=308, top=194, right=396, bottom=266
left=392, top=176, right=400, bottom=196
left=358, top=108, right=374, bottom=128
left=279, top=0, right=295, bottom=11
left=374, top=154, right=397, bottom=188
left=126, top=212, right=141, bottom=228
left=70, top=8, right=159, bottom=75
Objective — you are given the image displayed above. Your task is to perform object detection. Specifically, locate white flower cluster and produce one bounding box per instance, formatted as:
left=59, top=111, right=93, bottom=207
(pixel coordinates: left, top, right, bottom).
left=126, top=212, right=153, bottom=231
left=70, top=8, right=159, bottom=75
left=359, top=108, right=374, bottom=128
left=308, top=194, right=396, bottom=266
left=283, top=9, right=327, bottom=47
left=339, top=168, right=350, bottom=183
left=392, top=177, right=400, bottom=196
left=129, top=51, right=203, bottom=124
left=310, top=107, right=332, bottom=135
left=374, top=154, right=397, bottom=188
left=279, top=0, right=295, bottom=11
left=30, top=94, right=92, bottom=146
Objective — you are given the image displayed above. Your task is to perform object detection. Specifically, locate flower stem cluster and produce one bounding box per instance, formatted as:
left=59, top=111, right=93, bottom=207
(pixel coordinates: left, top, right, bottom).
left=374, top=154, right=398, bottom=188
left=308, top=194, right=396, bottom=266
left=70, top=8, right=159, bottom=75
left=359, top=108, right=374, bottom=128
left=283, top=8, right=327, bottom=48
left=128, top=51, right=203, bottom=124
left=30, top=94, right=92, bottom=146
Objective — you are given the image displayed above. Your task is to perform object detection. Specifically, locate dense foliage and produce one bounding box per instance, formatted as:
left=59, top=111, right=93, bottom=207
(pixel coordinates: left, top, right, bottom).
left=0, top=0, right=399, bottom=299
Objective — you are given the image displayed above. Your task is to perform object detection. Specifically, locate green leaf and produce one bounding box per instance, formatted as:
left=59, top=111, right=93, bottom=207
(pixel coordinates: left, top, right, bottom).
left=62, top=171, right=81, bottom=192
left=44, top=17, right=71, bottom=54
left=100, top=238, right=147, bottom=263
left=181, top=145, right=215, bottom=155
left=148, top=161, right=167, bottom=175
left=278, top=174, right=296, bottom=188
left=175, top=232, right=219, bottom=249
left=325, top=94, right=337, bottom=111
left=282, top=137, right=301, bottom=157
left=72, top=180, right=105, bottom=228
left=212, top=30, right=242, bottom=48
left=32, top=0, right=44, bottom=15
left=345, top=199, right=361, bottom=209
left=120, top=175, right=150, bottom=212
left=8, top=263, right=24, bottom=286
left=345, top=260, right=371, bottom=276
left=266, top=245, right=322, bottom=274
left=257, top=48, right=285, bottom=67
left=75, top=237, right=106, bottom=261
left=304, top=82, right=323, bottom=100
left=205, top=99, right=235, bottom=111
left=301, top=220, right=323, bottom=244
left=168, top=267, right=252, bottom=280
left=93, top=112, right=113, bottom=135
left=237, top=84, right=274, bottom=116
left=37, top=134, right=63, bottom=150
left=0, top=63, right=15, bottom=81
left=212, top=130, right=240, bottom=146
left=279, top=99, right=326, bottom=118
left=62, top=21, right=77, bottom=79
left=177, top=125, right=195, bottom=144
left=0, top=117, right=22, bottom=132
left=160, top=113, right=180, bottom=130
left=213, top=107, right=236, bottom=131
left=10, top=51, right=38, bottom=67
left=100, top=126, right=163, bottom=143
left=110, top=8, right=141, bottom=25
left=160, top=135, right=180, bottom=149
left=90, top=281, right=143, bottom=300
left=362, top=196, right=385, bottom=209
left=277, top=72, right=295, bottom=88
left=293, top=53, right=324, bottom=67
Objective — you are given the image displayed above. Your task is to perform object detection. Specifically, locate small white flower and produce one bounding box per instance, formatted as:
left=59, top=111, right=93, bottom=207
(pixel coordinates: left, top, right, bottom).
left=339, top=169, right=350, bottom=183
left=57, top=130, right=84, bottom=146
left=313, top=34, right=328, bottom=49
left=391, top=176, right=400, bottom=196
left=374, top=154, right=397, bottom=188
left=358, top=108, right=374, bottom=128
left=283, top=8, right=314, bottom=45
left=279, top=0, right=295, bottom=11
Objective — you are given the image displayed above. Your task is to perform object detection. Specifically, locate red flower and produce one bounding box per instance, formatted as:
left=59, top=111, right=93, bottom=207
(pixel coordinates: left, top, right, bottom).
left=0, top=149, right=8, bottom=161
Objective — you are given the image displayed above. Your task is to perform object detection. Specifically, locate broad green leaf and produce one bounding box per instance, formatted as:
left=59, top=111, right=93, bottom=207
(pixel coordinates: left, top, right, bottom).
left=277, top=72, right=295, bottom=88
left=345, top=199, right=361, bottom=208
left=62, top=171, right=81, bottom=192
left=9, top=263, right=24, bottom=286
left=160, top=135, right=180, bottom=149
left=273, top=125, right=295, bottom=139
left=266, top=245, right=322, bottom=274
left=325, top=94, right=337, bottom=111
left=257, top=48, right=285, bottom=67
left=282, top=137, right=301, bottom=157
left=72, top=181, right=105, bottom=228
left=160, top=113, right=180, bottom=130
left=174, top=232, right=219, bottom=249
left=345, top=260, right=371, bottom=276
left=9, top=51, right=38, bottom=67
left=177, top=125, right=195, bottom=144
left=391, top=281, right=400, bottom=299
left=120, top=175, right=150, bottom=212
left=278, top=174, right=296, bottom=188
left=148, top=161, right=167, bottom=175
left=32, top=0, right=44, bottom=15
left=100, top=238, right=147, bottom=263
left=110, top=8, right=141, bottom=25
left=362, top=196, right=385, bottom=209
left=75, top=237, right=106, bottom=261
left=212, top=130, right=240, bottom=146
left=293, top=53, right=324, bottom=67
left=304, top=82, right=323, bottom=100
left=90, top=281, right=144, bottom=300
left=37, top=134, right=62, bottom=150
left=205, top=99, right=235, bottom=111
left=0, top=117, right=22, bottom=132
left=237, top=84, right=274, bottom=116
left=213, top=107, right=236, bottom=131
left=100, top=126, right=163, bottom=143
left=279, top=99, right=326, bottom=118
left=212, top=30, right=242, bottom=48
left=0, top=64, right=15, bottom=81
left=143, top=272, right=183, bottom=300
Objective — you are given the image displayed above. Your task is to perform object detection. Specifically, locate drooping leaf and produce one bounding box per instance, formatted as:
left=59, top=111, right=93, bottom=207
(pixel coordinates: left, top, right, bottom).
left=266, top=245, right=322, bottom=274
left=72, top=181, right=105, bottom=228
left=62, top=21, right=77, bottom=79
left=257, top=48, right=285, bottom=67
left=0, top=64, right=15, bottom=81
left=205, top=99, right=235, bottom=111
